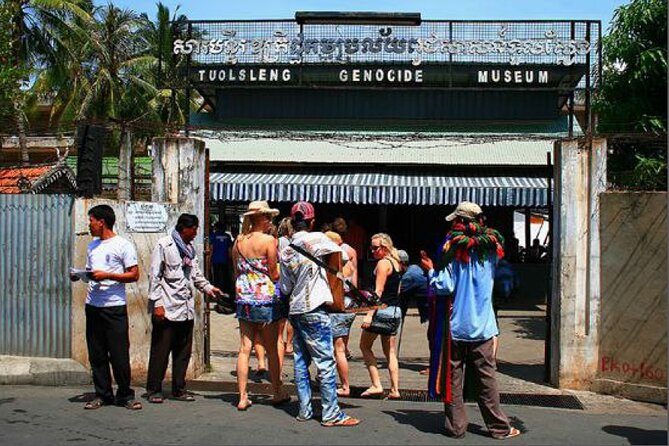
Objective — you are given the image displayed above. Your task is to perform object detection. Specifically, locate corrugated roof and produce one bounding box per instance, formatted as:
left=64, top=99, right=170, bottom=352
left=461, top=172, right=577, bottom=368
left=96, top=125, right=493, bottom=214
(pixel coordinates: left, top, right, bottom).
left=198, top=133, right=554, bottom=166
left=0, top=163, right=76, bottom=194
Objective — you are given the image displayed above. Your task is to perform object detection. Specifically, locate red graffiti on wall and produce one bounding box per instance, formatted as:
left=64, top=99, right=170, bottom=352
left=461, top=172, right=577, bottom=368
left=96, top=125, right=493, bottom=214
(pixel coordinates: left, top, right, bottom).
left=600, top=356, right=666, bottom=381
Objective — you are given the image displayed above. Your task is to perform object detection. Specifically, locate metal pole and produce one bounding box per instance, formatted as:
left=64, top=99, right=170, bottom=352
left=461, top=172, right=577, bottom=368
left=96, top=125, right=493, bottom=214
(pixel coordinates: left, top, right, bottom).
left=184, top=22, right=192, bottom=136
left=204, top=148, right=211, bottom=367
left=544, top=150, right=553, bottom=382
left=584, top=22, right=592, bottom=136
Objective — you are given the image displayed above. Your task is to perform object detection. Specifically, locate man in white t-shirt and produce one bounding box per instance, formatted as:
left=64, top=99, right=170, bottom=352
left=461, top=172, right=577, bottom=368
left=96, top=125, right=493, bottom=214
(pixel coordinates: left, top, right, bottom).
left=71, top=204, right=141, bottom=410
left=280, top=201, right=360, bottom=428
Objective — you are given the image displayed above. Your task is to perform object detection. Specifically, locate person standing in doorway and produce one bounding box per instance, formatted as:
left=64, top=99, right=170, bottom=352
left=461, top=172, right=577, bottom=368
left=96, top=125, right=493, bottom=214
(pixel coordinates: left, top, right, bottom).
left=420, top=201, right=520, bottom=440
left=359, top=233, right=402, bottom=400
left=232, top=201, right=289, bottom=411
left=146, top=213, right=224, bottom=403
left=209, top=222, right=233, bottom=296
left=280, top=202, right=360, bottom=427
left=71, top=204, right=141, bottom=411
left=324, top=231, right=357, bottom=397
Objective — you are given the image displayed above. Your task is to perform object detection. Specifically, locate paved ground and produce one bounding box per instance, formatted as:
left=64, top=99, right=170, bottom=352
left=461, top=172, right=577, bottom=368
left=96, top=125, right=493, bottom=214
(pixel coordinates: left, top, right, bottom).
left=197, top=306, right=665, bottom=416
left=0, top=385, right=666, bottom=445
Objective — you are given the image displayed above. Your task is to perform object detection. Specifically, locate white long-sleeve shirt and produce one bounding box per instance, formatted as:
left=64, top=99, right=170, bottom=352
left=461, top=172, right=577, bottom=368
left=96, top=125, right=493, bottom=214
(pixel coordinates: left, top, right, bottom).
left=149, top=235, right=214, bottom=321
left=279, top=231, right=347, bottom=315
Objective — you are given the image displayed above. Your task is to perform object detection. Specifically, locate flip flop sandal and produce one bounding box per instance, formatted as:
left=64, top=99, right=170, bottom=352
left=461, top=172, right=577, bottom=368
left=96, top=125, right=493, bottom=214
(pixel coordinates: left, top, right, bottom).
left=384, top=394, right=401, bottom=401
left=83, top=398, right=106, bottom=410
left=148, top=394, right=164, bottom=404
left=237, top=400, right=253, bottom=411
left=124, top=400, right=143, bottom=411
left=336, top=389, right=351, bottom=397
left=321, top=415, right=361, bottom=427
left=173, top=392, right=196, bottom=402
left=493, top=427, right=521, bottom=440
left=360, top=390, right=384, bottom=398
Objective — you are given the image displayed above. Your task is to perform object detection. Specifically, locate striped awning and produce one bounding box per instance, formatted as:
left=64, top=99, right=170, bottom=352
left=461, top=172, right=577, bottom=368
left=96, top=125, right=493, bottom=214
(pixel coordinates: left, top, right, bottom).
left=210, top=170, right=549, bottom=207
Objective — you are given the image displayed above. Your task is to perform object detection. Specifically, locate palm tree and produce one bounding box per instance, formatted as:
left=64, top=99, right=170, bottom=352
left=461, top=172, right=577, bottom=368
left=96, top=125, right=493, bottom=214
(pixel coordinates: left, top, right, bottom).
left=140, top=2, right=198, bottom=130
left=8, top=0, right=91, bottom=165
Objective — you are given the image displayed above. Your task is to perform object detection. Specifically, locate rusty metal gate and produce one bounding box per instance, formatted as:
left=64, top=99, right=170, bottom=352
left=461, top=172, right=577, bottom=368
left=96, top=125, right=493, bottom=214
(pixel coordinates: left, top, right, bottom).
left=0, top=194, right=74, bottom=357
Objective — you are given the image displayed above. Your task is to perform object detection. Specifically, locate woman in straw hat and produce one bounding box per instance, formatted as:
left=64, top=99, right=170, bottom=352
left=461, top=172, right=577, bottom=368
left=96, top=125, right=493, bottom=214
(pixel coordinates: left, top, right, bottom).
left=232, top=200, right=290, bottom=411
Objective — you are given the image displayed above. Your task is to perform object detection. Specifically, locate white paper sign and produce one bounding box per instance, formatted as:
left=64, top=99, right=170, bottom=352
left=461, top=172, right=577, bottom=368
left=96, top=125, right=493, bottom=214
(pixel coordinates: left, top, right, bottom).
left=126, top=202, right=168, bottom=233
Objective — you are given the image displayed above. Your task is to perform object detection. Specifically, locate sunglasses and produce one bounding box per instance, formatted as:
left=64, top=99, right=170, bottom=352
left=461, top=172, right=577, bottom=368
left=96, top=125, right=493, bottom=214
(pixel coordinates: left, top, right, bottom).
left=370, top=245, right=382, bottom=252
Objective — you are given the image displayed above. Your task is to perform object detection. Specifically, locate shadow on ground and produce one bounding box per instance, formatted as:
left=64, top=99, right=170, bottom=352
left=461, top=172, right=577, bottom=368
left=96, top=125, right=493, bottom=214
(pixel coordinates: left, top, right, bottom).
left=496, top=361, right=546, bottom=385
left=602, top=425, right=668, bottom=445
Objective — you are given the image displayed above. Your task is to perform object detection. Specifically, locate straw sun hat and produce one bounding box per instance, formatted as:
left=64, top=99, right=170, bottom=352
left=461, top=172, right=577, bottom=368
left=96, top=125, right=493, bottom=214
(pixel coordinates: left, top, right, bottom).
left=242, top=200, right=280, bottom=217
left=241, top=200, right=279, bottom=234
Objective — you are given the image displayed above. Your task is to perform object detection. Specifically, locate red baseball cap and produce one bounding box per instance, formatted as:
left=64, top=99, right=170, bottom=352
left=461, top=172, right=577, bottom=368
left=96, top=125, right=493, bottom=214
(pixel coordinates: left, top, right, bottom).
left=290, top=201, right=315, bottom=220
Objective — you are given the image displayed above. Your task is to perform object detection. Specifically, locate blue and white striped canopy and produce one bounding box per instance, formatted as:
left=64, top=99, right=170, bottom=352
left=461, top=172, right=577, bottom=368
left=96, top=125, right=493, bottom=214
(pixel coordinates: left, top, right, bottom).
left=209, top=170, right=549, bottom=207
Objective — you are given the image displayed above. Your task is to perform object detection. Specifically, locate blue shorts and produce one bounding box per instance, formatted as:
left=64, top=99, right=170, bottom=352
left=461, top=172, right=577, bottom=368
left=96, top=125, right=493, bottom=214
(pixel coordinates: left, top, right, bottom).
left=236, top=302, right=286, bottom=323
left=329, top=313, right=356, bottom=338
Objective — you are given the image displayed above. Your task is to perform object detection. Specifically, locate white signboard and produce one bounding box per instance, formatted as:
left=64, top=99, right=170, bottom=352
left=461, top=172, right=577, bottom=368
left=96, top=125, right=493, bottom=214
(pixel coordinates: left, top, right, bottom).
left=126, top=202, right=169, bottom=233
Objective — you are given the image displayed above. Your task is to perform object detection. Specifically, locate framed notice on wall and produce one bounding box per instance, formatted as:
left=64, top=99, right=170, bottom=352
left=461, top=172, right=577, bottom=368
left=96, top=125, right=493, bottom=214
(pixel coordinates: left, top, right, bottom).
left=126, top=202, right=169, bottom=233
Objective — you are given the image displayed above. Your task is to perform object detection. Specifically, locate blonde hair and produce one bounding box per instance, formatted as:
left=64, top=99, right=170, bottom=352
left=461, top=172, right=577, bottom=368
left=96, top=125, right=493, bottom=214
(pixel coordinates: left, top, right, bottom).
left=277, top=217, right=294, bottom=238
left=241, top=212, right=273, bottom=235
left=371, top=232, right=400, bottom=263
left=324, top=231, right=342, bottom=245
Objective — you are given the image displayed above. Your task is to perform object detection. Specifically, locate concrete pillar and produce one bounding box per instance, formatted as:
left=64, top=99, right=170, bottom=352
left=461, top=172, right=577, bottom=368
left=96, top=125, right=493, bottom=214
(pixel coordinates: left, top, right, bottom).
left=152, top=137, right=206, bottom=207
left=117, top=130, right=132, bottom=201
left=551, top=138, right=607, bottom=388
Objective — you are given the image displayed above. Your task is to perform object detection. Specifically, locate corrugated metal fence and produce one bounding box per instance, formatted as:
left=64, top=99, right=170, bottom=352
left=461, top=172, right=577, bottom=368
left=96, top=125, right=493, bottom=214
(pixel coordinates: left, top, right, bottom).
left=0, top=194, right=73, bottom=357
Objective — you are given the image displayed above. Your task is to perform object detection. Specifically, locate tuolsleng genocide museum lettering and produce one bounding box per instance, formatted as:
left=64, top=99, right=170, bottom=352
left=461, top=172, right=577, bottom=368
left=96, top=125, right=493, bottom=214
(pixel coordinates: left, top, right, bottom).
left=191, top=65, right=558, bottom=87
left=179, top=23, right=592, bottom=89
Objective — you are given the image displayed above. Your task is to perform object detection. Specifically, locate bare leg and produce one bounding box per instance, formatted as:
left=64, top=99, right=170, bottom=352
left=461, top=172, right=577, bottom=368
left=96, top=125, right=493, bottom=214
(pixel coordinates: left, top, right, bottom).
left=254, top=332, right=266, bottom=373
left=359, top=330, right=383, bottom=395
left=285, top=320, right=294, bottom=354
left=381, top=335, right=400, bottom=398
left=277, top=319, right=286, bottom=371
left=333, top=336, right=350, bottom=396
left=343, top=335, right=352, bottom=358
left=237, top=321, right=255, bottom=409
left=260, top=322, right=286, bottom=401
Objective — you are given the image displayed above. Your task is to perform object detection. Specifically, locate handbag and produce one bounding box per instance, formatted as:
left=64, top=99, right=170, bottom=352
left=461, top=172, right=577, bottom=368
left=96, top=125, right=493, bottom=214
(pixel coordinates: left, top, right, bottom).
left=366, top=306, right=400, bottom=336
left=366, top=262, right=402, bottom=335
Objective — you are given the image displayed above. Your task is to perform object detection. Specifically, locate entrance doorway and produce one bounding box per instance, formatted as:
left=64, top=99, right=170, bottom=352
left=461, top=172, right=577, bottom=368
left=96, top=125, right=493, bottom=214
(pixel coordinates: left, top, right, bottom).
left=208, top=199, right=551, bottom=391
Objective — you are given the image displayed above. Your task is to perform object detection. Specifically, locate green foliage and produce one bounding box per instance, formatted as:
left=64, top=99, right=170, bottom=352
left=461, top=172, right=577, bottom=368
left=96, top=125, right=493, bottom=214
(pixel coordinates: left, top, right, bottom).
left=595, top=0, right=667, bottom=133
left=0, top=3, right=28, bottom=132
left=633, top=153, right=668, bottom=190
left=594, top=0, right=668, bottom=190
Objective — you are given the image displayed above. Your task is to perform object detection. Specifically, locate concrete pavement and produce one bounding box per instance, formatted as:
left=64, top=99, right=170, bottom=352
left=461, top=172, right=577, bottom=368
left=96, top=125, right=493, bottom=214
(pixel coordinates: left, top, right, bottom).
left=0, top=384, right=666, bottom=445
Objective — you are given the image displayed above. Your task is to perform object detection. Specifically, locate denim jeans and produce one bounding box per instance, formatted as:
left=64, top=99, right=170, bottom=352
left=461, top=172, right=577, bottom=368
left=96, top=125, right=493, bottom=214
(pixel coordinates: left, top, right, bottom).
left=289, top=308, right=345, bottom=423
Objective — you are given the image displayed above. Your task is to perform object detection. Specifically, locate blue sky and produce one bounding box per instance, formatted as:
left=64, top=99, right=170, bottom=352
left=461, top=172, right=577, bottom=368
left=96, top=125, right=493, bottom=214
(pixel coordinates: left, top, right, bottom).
left=102, top=0, right=625, bottom=31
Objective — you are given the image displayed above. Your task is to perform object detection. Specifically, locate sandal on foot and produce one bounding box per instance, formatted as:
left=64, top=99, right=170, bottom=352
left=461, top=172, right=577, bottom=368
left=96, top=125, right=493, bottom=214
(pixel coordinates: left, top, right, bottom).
left=148, top=393, right=164, bottom=404
left=322, top=415, right=361, bottom=427
left=360, top=389, right=384, bottom=398
left=237, top=400, right=253, bottom=411
left=172, top=391, right=196, bottom=402
left=493, top=427, right=521, bottom=440
left=336, top=388, right=350, bottom=397
left=123, top=400, right=143, bottom=411
left=83, top=398, right=107, bottom=410
left=384, top=393, right=401, bottom=400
